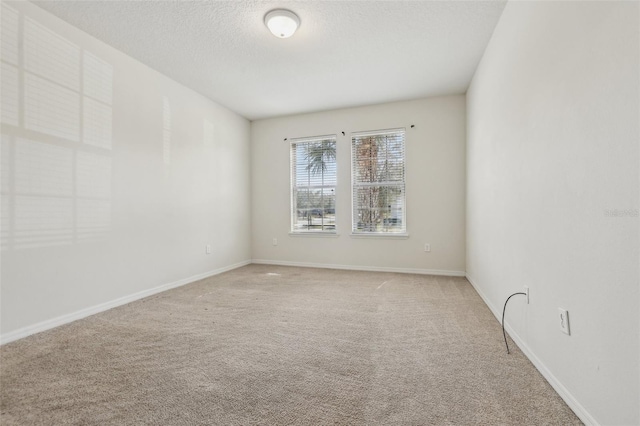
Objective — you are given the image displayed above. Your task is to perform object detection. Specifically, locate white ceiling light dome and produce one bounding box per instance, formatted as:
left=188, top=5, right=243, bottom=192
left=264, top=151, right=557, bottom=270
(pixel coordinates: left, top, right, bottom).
left=264, top=9, right=300, bottom=38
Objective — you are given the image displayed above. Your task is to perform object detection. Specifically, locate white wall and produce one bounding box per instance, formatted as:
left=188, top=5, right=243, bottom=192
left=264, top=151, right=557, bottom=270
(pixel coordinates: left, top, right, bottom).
left=251, top=96, right=466, bottom=275
left=467, top=2, right=639, bottom=425
left=0, top=1, right=251, bottom=340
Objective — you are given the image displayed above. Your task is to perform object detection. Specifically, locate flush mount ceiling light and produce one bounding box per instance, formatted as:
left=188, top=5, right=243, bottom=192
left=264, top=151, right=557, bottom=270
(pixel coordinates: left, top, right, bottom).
left=264, top=9, right=300, bottom=38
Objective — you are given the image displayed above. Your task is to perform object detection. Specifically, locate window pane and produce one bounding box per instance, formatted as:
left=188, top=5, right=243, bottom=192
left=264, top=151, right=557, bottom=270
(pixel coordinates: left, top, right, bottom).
left=292, top=187, right=336, bottom=231
left=353, top=185, right=404, bottom=232
left=291, top=136, right=336, bottom=233
left=352, top=129, right=406, bottom=233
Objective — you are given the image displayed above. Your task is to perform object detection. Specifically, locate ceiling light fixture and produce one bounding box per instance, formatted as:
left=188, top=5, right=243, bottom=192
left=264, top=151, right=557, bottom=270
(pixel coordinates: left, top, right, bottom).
left=264, top=9, right=300, bottom=39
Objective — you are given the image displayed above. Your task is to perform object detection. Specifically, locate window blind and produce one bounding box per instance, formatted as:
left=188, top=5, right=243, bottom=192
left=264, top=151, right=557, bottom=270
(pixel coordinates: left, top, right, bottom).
left=290, top=136, right=337, bottom=232
left=351, top=129, right=406, bottom=233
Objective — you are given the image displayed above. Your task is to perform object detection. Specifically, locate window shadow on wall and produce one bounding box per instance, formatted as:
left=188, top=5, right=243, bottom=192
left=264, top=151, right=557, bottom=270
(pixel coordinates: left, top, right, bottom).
left=1, top=3, right=113, bottom=250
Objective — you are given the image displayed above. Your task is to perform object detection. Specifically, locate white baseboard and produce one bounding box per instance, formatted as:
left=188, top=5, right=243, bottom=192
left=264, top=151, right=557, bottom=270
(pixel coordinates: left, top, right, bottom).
left=0, top=260, right=251, bottom=345
left=465, top=274, right=599, bottom=426
left=252, top=259, right=466, bottom=277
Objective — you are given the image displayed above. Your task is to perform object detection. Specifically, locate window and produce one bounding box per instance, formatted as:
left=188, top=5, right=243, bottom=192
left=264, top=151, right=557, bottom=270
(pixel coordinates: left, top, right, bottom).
left=352, top=128, right=406, bottom=234
left=290, top=136, right=336, bottom=233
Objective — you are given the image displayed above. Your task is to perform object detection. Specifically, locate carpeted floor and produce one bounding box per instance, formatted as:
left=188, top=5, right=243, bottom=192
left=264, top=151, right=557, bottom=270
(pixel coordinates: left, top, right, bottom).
left=1, top=264, right=581, bottom=425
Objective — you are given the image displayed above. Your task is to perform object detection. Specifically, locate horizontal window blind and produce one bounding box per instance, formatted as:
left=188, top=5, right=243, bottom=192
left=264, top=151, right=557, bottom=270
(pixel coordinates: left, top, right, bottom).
left=351, top=129, right=406, bottom=233
left=290, top=136, right=336, bottom=233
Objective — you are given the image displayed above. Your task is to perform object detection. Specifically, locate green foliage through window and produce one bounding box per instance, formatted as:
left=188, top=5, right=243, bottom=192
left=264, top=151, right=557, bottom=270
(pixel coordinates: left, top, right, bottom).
left=290, top=137, right=337, bottom=232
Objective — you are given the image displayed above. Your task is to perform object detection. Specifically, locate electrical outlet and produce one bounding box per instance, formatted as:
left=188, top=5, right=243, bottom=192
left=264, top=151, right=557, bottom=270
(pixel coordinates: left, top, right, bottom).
left=558, top=308, right=570, bottom=335
left=524, top=286, right=529, bottom=304
left=424, top=243, right=431, bottom=252
left=272, top=238, right=278, bottom=246
left=205, top=244, right=211, bottom=254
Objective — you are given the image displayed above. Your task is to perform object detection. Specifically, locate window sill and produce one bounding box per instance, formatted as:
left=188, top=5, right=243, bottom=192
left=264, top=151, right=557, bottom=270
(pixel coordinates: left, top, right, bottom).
left=289, top=232, right=340, bottom=238
left=350, top=233, right=409, bottom=239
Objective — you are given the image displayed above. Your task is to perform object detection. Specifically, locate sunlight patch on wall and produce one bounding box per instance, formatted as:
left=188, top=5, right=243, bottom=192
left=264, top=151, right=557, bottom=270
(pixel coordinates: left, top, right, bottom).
left=83, top=51, right=113, bottom=150
left=1, top=4, right=19, bottom=127
left=24, top=16, right=80, bottom=91
left=83, top=97, right=112, bottom=149
left=1, top=62, right=19, bottom=126
left=13, top=195, right=74, bottom=249
left=1, top=4, right=19, bottom=65
left=1, top=4, right=114, bottom=250
left=15, top=139, right=73, bottom=196
left=24, top=73, right=80, bottom=141
left=1, top=136, right=10, bottom=193
left=83, top=52, right=113, bottom=105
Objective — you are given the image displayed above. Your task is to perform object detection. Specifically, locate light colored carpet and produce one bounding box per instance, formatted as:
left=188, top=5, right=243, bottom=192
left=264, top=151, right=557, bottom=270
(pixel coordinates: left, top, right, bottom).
left=1, top=264, right=581, bottom=425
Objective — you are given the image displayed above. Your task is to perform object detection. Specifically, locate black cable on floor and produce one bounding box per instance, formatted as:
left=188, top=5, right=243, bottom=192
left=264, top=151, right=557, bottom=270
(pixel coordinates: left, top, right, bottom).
left=502, top=292, right=526, bottom=354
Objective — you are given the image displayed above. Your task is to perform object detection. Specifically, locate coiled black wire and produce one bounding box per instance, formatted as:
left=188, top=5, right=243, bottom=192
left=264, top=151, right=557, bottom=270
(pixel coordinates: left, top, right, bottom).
left=502, top=292, right=526, bottom=354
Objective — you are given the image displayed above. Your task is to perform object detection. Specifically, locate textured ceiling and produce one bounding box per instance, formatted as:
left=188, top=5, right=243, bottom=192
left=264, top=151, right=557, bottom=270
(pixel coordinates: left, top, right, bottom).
left=32, top=1, right=507, bottom=120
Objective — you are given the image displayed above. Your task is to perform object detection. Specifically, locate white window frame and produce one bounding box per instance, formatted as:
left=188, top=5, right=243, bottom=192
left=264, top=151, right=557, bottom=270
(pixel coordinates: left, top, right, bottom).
left=351, top=128, right=407, bottom=236
left=290, top=135, right=337, bottom=234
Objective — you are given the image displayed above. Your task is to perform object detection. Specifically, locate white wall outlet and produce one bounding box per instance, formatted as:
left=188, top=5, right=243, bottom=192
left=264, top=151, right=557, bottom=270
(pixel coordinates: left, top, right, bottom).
left=205, top=244, right=211, bottom=254
left=424, top=243, right=431, bottom=252
left=272, top=238, right=278, bottom=246
left=558, top=308, right=570, bottom=335
left=524, top=286, right=529, bottom=304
